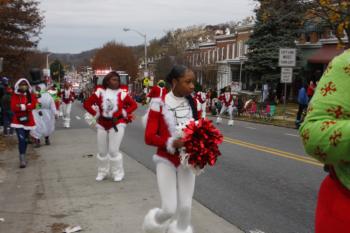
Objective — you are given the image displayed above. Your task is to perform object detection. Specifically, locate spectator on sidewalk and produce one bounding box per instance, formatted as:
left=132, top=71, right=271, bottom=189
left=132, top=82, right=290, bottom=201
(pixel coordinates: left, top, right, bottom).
left=307, top=80, right=316, bottom=101
left=10, top=78, right=37, bottom=168
left=300, top=49, right=350, bottom=233
left=295, top=84, right=309, bottom=128
left=143, top=65, right=200, bottom=233
left=1, top=77, right=14, bottom=136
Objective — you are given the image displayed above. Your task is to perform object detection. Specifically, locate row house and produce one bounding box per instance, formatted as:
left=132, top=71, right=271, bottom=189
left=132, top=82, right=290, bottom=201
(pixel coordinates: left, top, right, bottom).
left=185, top=24, right=253, bottom=94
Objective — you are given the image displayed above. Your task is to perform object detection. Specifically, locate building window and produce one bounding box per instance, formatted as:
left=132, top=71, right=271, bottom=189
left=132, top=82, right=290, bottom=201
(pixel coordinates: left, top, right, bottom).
left=221, top=47, right=225, bottom=60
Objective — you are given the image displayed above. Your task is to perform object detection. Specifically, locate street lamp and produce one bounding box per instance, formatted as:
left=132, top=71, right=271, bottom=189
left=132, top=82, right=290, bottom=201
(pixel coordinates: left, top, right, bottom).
left=123, top=28, right=148, bottom=75
left=46, top=53, right=52, bottom=70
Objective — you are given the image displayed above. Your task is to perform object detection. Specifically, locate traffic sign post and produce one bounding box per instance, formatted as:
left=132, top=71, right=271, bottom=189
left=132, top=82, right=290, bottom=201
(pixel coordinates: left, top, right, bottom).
left=279, top=48, right=296, bottom=119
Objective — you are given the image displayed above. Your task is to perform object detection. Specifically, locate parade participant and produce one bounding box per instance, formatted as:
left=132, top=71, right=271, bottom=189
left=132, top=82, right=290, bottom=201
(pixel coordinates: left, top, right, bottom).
left=48, top=83, right=61, bottom=116
left=216, top=86, right=235, bottom=126
left=147, top=80, right=167, bottom=101
left=195, top=88, right=207, bottom=118
left=143, top=65, right=201, bottom=233
left=300, top=49, right=350, bottom=233
left=10, top=78, right=37, bottom=168
left=30, top=69, right=57, bottom=147
left=61, top=81, right=75, bottom=128
left=84, top=71, right=137, bottom=182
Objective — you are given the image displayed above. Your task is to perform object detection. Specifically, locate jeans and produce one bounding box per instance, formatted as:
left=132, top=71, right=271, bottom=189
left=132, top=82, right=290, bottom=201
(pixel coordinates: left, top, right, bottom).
left=15, top=128, right=28, bottom=155
left=3, top=113, right=14, bottom=135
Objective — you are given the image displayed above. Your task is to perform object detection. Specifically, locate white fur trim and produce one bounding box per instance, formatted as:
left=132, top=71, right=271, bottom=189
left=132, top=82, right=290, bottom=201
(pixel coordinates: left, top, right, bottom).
left=20, top=104, right=26, bottom=111
left=120, top=91, right=127, bottom=101
left=102, top=88, right=119, bottom=118
left=149, top=98, right=163, bottom=112
left=153, top=154, right=176, bottom=169
left=166, top=136, right=177, bottom=155
left=10, top=123, right=36, bottom=130
left=14, top=78, right=32, bottom=94
left=167, top=221, right=193, bottom=233
left=143, top=208, right=169, bottom=233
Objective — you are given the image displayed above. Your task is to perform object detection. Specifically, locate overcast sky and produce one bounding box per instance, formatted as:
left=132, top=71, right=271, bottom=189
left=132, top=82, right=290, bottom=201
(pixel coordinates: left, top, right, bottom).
left=38, top=0, right=256, bottom=54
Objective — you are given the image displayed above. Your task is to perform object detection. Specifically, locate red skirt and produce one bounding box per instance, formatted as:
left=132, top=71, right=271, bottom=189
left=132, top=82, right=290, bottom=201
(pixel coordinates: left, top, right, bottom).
left=316, top=175, right=350, bottom=233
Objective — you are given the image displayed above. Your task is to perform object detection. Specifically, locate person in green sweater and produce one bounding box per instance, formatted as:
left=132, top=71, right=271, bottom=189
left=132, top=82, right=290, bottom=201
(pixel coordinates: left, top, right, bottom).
left=299, top=48, right=350, bottom=233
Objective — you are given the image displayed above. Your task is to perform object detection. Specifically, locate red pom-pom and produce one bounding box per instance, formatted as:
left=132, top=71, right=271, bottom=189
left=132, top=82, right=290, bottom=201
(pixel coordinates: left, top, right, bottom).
left=182, top=118, right=223, bottom=169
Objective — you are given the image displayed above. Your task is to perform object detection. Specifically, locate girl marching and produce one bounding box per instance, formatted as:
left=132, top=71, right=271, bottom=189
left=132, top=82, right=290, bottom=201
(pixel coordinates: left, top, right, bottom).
left=61, top=81, right=75, bottom=128
left=143, top=65, right=201, bottom=233
left=216, top=86, right=235, bottom=126
left=84, top=71, right=137, bottom=182
left=11, top=78, right=37, bottom=168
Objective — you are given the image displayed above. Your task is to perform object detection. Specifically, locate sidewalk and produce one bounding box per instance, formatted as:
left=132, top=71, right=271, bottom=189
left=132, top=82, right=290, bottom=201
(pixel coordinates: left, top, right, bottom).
left=0, top=128, right=242, bottom=233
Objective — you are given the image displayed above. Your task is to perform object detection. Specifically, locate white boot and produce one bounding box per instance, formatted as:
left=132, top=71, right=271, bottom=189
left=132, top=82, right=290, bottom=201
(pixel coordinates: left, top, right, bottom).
left=142, top=208, right=170, bottom=233
left=228, top=120, right=234, bottom=126
left=167, top=221, right=193, bottom=233
left=216, top=117, right=222, bottom=124
left=96, top=154, right=109, bottom=181
left=110, top=153, right=124, bottom=182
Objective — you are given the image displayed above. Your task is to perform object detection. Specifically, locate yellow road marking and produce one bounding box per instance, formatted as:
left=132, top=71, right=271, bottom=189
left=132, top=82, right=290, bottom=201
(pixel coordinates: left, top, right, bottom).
left=223, top=137, right=323, bottom=167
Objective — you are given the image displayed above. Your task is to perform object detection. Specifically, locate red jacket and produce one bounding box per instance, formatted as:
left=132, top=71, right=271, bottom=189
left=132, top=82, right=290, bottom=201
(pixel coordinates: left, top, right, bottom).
left=195, top=91, right=207, bottom=104
left=84, top=87, right=136, bottom=130
left=147, top=86, right=167, bottom=99
left=219, top=92, right=234, bottom=107
left=144, top=95, right=201, bottom=167
left=61, top=88, right=75, bottom=104
left=10, top=78, right=37, bottom=130
left=121, top=92, right=138, bottom=124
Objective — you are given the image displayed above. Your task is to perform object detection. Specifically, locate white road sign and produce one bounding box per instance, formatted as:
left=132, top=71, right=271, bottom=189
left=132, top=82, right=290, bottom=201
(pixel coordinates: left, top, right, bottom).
left=279, top=48, right=296, bottom=67
left=281, top=67, right=293, bottom=83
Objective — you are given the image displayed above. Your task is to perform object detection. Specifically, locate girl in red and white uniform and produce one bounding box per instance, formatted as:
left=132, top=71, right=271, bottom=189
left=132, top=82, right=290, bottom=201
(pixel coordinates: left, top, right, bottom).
left=195, top=90, right=207, bottom=118
left=84, top=71, right=137, bottom=182
left=11, top=78, right=37, bottom=168
left=143, top=65, right=201, bottom=233
left=60, top=81, right=75, bottom=128
left=216, top=86, right=235, bottom=126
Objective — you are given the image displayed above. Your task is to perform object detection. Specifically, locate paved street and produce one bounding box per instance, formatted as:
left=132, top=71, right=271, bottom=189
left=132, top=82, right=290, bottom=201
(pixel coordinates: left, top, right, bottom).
left=0, top=102, right=326, bottom=233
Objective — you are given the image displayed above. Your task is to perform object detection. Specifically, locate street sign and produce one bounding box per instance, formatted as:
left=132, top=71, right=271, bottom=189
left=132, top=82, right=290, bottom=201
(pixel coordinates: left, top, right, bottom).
left=143, top=77, right=149, bottom=87
left=281, top=67, right=293, bottom=83
left=279, top=48, right=296, bottom=67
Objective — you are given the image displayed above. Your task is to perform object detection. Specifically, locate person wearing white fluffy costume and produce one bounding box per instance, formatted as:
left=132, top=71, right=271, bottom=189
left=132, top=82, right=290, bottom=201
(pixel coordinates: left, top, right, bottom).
left=216, top=86, right=235, bottom=126
left=143, top=65, right=201, bottom=233
left=84, top=71, right=137, bottom=182
left=60, top=81, right=75, bottom=128
left=30, top=82, right=58, bottom=146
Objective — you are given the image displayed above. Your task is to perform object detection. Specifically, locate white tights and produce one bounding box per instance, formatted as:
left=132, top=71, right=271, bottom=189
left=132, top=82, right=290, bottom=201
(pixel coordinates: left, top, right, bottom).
left=97, top=124, right=125, bottom=159
left=155, top=162, right=196, bottom=231
left=219, top=105, right=234, bottom=120
left=62, top=103, right=72, bottom=127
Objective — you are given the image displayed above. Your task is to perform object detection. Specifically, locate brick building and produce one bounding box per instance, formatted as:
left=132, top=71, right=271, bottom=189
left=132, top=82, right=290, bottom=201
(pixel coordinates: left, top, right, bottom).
left=184, top=25, right=253, bottom=94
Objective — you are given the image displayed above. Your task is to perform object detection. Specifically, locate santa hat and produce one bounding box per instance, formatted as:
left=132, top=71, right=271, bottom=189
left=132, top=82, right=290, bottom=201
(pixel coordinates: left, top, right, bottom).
left=147, top=85, right=162, bottom=98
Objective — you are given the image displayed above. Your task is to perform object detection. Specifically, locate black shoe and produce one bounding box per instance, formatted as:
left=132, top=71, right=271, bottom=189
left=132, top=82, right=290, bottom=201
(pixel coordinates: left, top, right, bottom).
left=45, top=137, right=50, bottom=145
